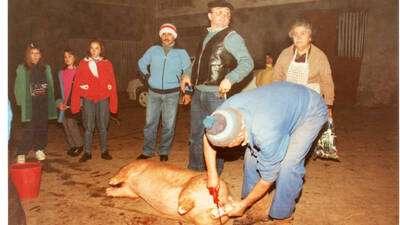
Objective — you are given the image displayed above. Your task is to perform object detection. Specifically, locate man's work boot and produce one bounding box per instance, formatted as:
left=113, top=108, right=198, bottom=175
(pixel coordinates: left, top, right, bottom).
left=233, top=215, right=266, bottom=225
left=136, top=154, right=152, bottom=160
left=68, top=146, right=83, bottom=157
left=79, top=152, right=92, bottom=162
left=159, top=155, right=168, bottom=161
left=101, top=151, right=113, bottom=160
left=233, top=190, right=276, bottom=225
left=254, top=216, right=293, bottom=225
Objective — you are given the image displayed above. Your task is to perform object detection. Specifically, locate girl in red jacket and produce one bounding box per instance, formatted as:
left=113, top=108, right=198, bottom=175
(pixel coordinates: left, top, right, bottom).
left=71, top=39, right=118, bottom=162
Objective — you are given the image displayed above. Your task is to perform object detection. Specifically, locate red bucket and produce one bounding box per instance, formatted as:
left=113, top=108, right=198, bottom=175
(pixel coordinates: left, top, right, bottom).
left=10, top=162, right=42, bottom=200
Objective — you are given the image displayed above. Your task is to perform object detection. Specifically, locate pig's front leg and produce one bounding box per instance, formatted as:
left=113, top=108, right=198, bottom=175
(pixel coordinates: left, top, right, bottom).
left=106, top=183, right=140, bottom=200
left=178, top=196, right=195, bottom=215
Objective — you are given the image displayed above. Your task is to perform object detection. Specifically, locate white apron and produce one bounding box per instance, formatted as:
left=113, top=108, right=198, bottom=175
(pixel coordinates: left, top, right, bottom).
left=286, top=49, right=320, bottom=93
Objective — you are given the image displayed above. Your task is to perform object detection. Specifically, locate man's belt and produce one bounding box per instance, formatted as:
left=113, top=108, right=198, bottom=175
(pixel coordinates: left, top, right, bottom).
left=149, top=87, right=180, bottom=94
left=202, top=80, right=219, bottom=86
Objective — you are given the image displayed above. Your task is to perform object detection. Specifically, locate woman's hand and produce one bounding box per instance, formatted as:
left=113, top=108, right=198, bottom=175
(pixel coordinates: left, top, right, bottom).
left=58, top=103, right=67, bottom=111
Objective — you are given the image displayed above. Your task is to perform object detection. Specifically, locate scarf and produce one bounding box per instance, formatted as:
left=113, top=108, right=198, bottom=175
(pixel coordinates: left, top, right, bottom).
left=84, top=56, right=103, bottom=78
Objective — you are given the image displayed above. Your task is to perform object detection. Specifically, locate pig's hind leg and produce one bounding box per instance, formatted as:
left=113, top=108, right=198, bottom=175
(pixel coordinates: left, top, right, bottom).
left=106, top=183, right=140, bottom=200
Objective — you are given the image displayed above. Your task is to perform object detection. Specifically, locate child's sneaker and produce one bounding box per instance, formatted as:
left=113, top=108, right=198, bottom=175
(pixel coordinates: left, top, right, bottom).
left=35, top=150, right=46, bottom=161
left=16, top=155, right=26, bottom=164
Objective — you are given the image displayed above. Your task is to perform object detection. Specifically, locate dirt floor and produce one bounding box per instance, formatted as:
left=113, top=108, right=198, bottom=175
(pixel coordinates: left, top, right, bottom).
left=9, top=97, right=399, bottom=225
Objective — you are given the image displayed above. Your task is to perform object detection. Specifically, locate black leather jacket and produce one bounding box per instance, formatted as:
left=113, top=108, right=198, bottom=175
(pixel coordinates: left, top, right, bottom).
left=192, top=28, right=237, bottom=86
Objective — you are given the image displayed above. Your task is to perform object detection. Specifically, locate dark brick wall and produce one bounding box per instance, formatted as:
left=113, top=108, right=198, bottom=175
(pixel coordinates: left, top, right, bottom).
left=8, top=0, right=398, bottom=106
left=8, top=0, right=156, bottom=101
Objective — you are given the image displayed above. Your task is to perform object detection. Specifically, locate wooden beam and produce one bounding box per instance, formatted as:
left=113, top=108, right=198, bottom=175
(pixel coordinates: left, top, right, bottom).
left=156, top=0, right=321, bottom=18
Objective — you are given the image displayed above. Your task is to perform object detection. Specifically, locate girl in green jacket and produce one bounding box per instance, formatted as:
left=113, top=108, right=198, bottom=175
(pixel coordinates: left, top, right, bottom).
left=14, top=42, right=57, bottom=163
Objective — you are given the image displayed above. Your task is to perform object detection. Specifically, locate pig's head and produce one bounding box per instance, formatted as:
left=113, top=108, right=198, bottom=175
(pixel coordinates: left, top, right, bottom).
left=109, top=160, right=151, bottom=186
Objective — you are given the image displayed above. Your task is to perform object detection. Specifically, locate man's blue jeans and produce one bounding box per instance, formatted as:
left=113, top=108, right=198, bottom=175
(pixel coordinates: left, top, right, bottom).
left=188, top=89, right=225, bottom=175
left=143, top=90, right=179, bottom=156
left=82, top=98, right=110, bottom=154
left=241, top=90, right=328, bottom=219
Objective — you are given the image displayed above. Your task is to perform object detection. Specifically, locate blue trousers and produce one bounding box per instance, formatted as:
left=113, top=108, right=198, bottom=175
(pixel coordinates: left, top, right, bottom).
left=188, top=89, right=225, bottom=175
left=143, top=90, right=180, bottom=156
left=241, top=91, right=327, bottom=219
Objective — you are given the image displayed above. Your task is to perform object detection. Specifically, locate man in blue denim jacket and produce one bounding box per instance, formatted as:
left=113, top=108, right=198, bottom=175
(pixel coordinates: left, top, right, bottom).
left=137, top=23, right=192, bottom=162
left=203, top=82, right=327, bottom=225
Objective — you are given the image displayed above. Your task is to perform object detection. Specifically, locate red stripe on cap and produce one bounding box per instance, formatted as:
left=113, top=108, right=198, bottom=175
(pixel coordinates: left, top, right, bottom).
left=160, top=24, right=176, bottom=31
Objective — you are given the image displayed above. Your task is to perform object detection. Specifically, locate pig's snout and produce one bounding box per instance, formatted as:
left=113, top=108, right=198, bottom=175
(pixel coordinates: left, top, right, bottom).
left=109, top=177, right=121, bottom=186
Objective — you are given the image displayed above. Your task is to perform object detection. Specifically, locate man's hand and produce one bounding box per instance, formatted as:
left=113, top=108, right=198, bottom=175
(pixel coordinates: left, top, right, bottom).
left=208, top=186, right=219, bottom=205
left=227, top=200, right=248, bottom=217
left=180, top=75, right=192, bottom=92
left=219, top=78, right=232, bottom=95
left=207, top=174, right=220, bottom=207
left=182, top=94, right=192, bottom=105
left=143, top=73, right=150, bottom=81
left=204, top=135, right=220, bottom=189
left=207, top=172, right=219, bottom=192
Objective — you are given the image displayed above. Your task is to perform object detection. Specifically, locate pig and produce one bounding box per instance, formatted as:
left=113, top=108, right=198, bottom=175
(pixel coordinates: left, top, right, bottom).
left=106, top=160, right=233, bottom=225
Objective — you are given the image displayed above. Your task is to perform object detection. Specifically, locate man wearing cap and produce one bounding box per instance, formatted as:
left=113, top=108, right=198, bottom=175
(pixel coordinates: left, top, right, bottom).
left=181, top=0, right=254, bottom=175
left=137, top=23, right=192, bottom=162
left=203, top=82, right=328, bottom=224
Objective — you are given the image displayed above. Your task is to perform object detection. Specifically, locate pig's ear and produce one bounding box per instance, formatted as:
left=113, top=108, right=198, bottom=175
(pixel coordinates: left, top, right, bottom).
left=177, top=197, right=194, bottom=215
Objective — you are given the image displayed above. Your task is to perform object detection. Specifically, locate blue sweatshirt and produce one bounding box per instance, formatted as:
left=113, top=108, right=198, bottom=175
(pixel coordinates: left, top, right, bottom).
left=138, top=45, right=192, bottom=90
